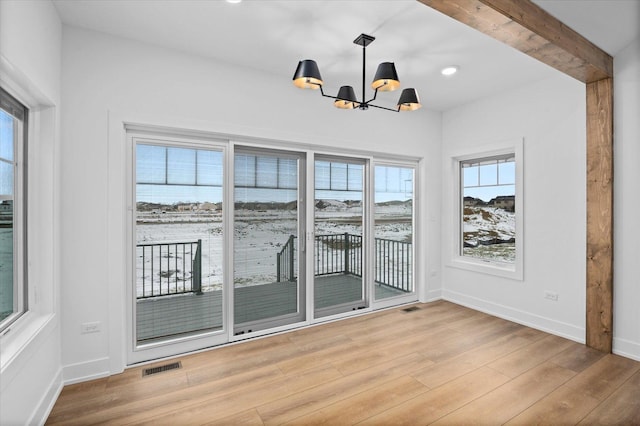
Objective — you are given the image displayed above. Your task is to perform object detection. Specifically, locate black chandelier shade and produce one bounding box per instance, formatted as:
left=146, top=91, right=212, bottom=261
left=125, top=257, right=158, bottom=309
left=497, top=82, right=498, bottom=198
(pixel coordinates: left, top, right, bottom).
left=293, top=59, right=323, bottom=89
left=372, top=62, right=400, bottom=92
left=292, top=34, right=421, bottom=112
left=335, top=86, right=359, bottom=109
left=397, top=88, right=421, bottom=111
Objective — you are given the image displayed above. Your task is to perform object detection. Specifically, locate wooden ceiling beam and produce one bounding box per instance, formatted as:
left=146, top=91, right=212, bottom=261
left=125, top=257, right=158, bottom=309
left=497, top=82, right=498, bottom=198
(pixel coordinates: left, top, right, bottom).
left=417, top=0, right=613, bottom=83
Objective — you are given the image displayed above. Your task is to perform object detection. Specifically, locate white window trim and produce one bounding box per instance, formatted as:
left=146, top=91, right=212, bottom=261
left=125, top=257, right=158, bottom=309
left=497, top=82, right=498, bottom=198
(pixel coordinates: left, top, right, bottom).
left=449, top=138, right=524, bottom=280
left=0, top=62, right=57, bottom=374
left=0, top=97, right=26, bottom=333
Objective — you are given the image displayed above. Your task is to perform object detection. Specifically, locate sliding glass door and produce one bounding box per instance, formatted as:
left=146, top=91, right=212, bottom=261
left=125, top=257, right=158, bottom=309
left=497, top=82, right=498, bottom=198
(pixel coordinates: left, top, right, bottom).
left=233, top=148, right=306, bottom=334
left=128, top=134, right=417, bottom=363
left=314, top=156, right=367, bottom=317
left=373, top=164, right=414, bottom=301
left=132, top=138, right=225, bottom=359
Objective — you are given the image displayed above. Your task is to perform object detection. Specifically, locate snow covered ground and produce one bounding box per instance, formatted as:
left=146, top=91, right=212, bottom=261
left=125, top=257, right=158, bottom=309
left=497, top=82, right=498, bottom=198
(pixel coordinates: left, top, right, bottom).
left=136, top=201, right=412, bottom=296
left=463, top=206, right=515, bottom=262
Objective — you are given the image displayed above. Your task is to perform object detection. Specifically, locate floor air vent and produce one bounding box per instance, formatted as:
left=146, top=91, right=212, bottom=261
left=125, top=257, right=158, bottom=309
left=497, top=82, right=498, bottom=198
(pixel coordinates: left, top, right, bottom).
left=402, top=306, right=421, bottom=313
left=142, top=361, right=182, bottom=377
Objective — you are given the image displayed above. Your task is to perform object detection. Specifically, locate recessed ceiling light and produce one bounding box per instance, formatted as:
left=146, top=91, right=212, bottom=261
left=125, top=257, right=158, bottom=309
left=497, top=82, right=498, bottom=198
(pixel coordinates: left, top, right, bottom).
left=441, top=66, right=459, bottom=76
left=226, top=0, right=242, bottom=3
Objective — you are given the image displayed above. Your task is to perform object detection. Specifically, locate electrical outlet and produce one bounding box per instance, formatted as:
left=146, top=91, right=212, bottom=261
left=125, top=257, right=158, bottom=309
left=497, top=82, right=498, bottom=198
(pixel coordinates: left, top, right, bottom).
left=544, top=291, right=559, bottom=301
left=81, top=321, right=101, bottom=334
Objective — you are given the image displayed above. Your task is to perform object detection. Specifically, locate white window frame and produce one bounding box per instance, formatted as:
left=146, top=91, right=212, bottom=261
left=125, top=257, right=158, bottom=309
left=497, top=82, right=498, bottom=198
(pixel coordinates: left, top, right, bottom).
left=125, top=128, right=230, bottom=364
left=450, top=139, right=524, bottom=280
left=0, top=88, right=27, bottom=333
left=370, top=160, right=418, bottom=310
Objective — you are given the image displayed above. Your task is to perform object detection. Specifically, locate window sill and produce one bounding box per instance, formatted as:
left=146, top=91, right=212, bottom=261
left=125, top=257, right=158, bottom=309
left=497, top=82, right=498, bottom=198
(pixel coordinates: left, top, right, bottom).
left=448, top=257, right=523, bottom=281
left=0, top=312, right=55, bottom=375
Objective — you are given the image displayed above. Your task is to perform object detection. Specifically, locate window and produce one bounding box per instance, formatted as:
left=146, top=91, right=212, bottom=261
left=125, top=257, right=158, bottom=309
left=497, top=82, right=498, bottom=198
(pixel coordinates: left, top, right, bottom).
left=374, top=165, right=414, bottom=300
left=134, top=141, right=225, bottom=345
left=461, top=154, right=516, bottom=263
left=0, top=88, right=27, bottom=332
left=453, top=140, right=523, bottom=279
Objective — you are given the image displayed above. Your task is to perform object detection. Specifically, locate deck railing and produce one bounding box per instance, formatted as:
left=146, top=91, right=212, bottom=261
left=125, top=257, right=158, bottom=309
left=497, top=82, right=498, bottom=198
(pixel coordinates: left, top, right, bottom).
left=276, top=233, right=412, bottom=293
left=315, top=233, right=363, bottom=278
left=136, top=240, right=202, bottom=299
left=276, top=234, right=296, bottom=283
left=375, top=237, right=413, bottom=292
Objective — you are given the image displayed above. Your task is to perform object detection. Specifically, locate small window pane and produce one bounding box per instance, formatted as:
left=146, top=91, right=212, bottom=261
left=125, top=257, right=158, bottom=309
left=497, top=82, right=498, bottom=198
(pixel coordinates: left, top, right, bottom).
left=330, top=163, right=347, bottom=190
left=463, top=165, right=479, bottom=187
left=374, top=166, right=386, bottom=192
left=479, top=163, right=498, bottom=186
left=197, top=150, right=223, bottom=186
left=315, top=161, right=331, bottom=190
left=278, top=158, right=298, bottom=189
left=347, top=164, right=363, bottom=191
left=136, top=145, right=166, bottom=184
left=167, top=148, right=196, bottom=185
left=256, top=156, right=278, bottom=188
left=0, top=111, right=13, bottom=161
left=234, top=154, right=256, bottom=187
left=0, top=161, right=13, bottom=196
left=498, top=161, right=515, bottom=185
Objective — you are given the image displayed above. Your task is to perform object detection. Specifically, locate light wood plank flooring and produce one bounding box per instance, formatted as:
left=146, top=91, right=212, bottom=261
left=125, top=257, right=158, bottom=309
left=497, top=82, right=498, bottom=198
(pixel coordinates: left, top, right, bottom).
left=47, top=301, right=640, bottom=425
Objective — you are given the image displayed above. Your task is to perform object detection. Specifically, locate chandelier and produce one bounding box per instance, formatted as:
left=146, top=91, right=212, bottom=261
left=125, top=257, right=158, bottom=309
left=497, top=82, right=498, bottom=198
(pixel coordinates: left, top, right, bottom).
left=293, top=33, right=421, bottom=112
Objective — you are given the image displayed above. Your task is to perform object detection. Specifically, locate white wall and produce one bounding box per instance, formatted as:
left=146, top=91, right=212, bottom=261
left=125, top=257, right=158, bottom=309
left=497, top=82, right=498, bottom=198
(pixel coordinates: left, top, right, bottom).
left=0, top=1, right=63, bottom=424
left=440, top=73, right=587, bottom=341
left=613, top=37, right=640, bottom=361
left=60, top=27, right=442, bottom=382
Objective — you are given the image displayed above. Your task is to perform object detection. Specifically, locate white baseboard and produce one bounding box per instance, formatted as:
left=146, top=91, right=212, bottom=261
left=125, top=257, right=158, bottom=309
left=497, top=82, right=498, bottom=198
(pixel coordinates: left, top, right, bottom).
left=613, top=337, right=640, bottom=362
left=30, top=367, right=63, bottom=426
left=442, top=289, right=585, bottom=343
left=422, top=289, right=442, bottom=303
left=63, top=357, right=111, bottom=385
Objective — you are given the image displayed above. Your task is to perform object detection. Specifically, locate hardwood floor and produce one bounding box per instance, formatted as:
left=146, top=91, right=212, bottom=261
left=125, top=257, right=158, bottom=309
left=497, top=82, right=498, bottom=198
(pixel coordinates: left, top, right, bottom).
left=47, top=301, right=640, bottom=425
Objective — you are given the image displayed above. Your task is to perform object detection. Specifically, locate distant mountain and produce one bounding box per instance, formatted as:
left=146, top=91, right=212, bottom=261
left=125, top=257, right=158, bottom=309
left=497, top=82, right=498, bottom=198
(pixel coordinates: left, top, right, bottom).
left=137, top=199, right=411, bottom=213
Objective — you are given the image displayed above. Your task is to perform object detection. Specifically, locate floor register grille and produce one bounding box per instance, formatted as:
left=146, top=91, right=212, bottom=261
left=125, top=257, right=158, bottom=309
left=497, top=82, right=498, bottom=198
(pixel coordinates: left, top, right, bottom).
left=142, top=361, right=182, bottom=377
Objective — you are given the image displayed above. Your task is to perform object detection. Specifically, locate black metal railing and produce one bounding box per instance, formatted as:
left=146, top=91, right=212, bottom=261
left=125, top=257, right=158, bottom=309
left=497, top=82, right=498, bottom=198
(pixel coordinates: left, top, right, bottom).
left=136, top=240, right=202, bottom=299
left=315, top=233, right=362, bottom=277
left=276, top=233, right=412, bottom=293
left=375, top=237, right=413, bottom=292
left=276, top=234, right=296, bottom=282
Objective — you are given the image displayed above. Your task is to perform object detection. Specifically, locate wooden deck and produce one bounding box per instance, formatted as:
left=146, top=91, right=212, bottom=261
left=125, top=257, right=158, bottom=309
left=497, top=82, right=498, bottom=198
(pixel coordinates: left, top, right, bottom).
left=48, top=300, right=640, bottom=425
left=137, top=274, right=407, bottom=342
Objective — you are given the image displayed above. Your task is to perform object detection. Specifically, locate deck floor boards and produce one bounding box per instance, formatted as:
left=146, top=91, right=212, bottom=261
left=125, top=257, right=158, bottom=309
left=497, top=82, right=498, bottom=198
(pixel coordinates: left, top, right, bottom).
left=137, top=275, right=406, bottom=341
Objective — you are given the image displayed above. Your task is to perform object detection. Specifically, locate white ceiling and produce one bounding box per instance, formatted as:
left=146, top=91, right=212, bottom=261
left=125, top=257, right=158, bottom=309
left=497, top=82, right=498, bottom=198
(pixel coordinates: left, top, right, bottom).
left=52, top=0, right=639, bottom=112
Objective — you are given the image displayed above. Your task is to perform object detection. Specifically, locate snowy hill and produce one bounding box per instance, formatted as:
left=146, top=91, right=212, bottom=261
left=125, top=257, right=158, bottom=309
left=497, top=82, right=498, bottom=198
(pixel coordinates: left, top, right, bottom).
left=463, top=206, right=515, bottom=246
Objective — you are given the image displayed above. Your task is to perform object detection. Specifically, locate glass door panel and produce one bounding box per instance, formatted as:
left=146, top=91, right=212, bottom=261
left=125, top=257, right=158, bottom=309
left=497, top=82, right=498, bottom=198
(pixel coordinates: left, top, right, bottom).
left=374, top=165, right=414, bottom=300
left=135, top=143, right=224, bottom=346
left=314, top=157, right=366, bottom=317
left=233, top=149, right=305, bottom=334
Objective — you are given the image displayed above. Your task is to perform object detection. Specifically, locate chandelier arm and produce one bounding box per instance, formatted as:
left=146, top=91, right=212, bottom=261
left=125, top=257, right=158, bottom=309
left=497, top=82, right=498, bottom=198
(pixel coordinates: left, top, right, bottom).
left=367, top=103, right=400, bottom=113
left=364, top=87, right=381, bottom=104
left=318, top=85, right=340, bottom=100
left=304, top=83, right=339, bottom=100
